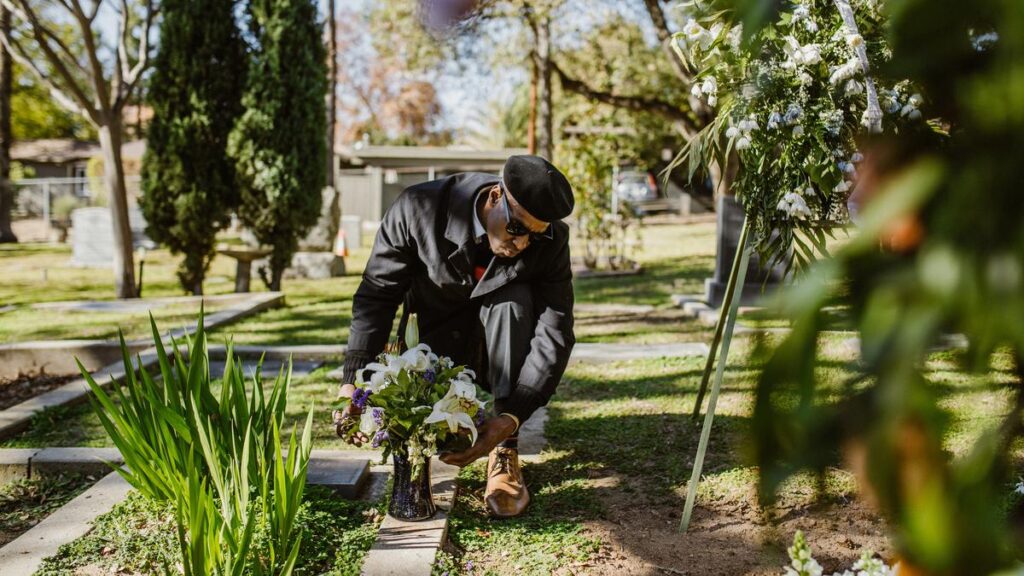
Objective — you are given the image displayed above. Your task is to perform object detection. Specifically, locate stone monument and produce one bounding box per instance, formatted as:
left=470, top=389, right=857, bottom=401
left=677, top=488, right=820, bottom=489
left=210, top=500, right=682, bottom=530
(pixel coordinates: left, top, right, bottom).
left=284, top=186, right=346, bottom=279
left=704, top=195, right=786, bottom=307
left=70, top=206, right=154, bottom=268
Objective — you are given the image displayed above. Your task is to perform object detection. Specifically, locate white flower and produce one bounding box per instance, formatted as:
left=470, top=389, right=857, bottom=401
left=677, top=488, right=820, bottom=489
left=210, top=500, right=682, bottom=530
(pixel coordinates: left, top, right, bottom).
left=1015, top=479, right=1024, bottom=495
left=359, top=407, right=384, bottom=435
left=838, top=161, right=856, bottom=174
left=423, top=380, right=486, bottom=444
left=735, top=136, right=752, bottom=150
left=970, top=30, right=999, bottom=51
left=845, top=79, right=864, bottom=96
left=701, top=76, right=718, bottom=95
left=707, top=94, right=717, bottom=107
left=797, top=44, right=821, bottom=65
left=767, top=112, right=783, bottom=129
left=851, top=152, right=865, bottom=163
left=799, top=72, right=813, bottom=85
left=793, top=5, right=810, bottom=19
left=725, top=126, right=740, bottom=138
left=792, top=125, right=805, bottom=137
left=683, top=19, right=706, bottom=43
left=804, top=20, right=818, bottom=33
left=846, top=33, right=864, bottom=48
left=399, top=343, right=437, bottom=372
left=691, top=83, right=704, bottom=98
left=777, top=191, right=812, bottom=219
left=727, top=25, right=743, bottom=49
left=908, top=93, right=924, bottom=107
left=739, top=118, right=758, bottom=132
left=834, top=181, right=851, bottom=193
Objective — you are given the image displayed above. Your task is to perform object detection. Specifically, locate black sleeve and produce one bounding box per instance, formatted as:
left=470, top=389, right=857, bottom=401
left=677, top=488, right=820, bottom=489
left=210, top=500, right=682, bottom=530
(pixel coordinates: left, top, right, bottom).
left=342, top=198, right=416, bottom=384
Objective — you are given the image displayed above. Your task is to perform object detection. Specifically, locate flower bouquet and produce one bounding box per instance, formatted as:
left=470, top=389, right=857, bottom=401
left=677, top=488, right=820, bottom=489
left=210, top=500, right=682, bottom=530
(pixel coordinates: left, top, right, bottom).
left=336, top=314, right=487, bottom=520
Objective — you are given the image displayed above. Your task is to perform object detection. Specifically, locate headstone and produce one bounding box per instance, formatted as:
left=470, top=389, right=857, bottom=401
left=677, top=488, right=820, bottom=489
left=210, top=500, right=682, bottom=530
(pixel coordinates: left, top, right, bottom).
left=340, top=214, right=362, bottom=251
left=704, top=195, right=786, bottom=307
left=284, top=252, right=346, bottom=279
left=70, top=206, right=154, bottom=268
left=299, top=186, right=341, bottom=251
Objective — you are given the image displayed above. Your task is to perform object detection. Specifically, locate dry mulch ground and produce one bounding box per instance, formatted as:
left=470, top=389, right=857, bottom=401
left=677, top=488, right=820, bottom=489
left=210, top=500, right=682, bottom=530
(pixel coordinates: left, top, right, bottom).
left=0, top=372, right=80, bottom=411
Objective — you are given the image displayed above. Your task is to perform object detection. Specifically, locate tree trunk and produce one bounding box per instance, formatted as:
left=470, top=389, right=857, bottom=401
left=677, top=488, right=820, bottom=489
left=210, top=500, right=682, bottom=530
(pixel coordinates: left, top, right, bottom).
left=98, top=118, right=137, bottom=298
left=326, top=0, right=337, bottom=188
left=528, top=57, right=537, bottom=155
left=0, top=3, right=17, bottom=244
left=534, top=14, right=553, bottom=160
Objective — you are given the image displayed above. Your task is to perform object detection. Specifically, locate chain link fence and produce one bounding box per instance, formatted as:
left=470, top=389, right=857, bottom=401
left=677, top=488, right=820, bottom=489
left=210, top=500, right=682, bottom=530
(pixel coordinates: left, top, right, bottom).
left=10, top=176, right=142, bottom=242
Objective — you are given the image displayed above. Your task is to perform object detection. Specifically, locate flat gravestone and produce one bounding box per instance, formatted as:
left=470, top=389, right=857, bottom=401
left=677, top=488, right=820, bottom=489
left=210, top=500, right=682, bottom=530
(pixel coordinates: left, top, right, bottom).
left=306, top=454, right=370, bottom=498
left=31, top=447, right=124, bottom=479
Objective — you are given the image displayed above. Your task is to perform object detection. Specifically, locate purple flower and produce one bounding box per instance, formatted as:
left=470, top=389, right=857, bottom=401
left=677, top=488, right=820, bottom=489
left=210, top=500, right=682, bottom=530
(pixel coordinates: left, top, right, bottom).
left=371, top=407, right=384, bottom=426
left=371, top=429, right=389, bottom=448
left=465, top=560, right=474, bottom=571
left=475, top=410, right=485, bottom=426
left=351, top=388, right=372, bottom=409
left=424, top=369, right=436, bottom=383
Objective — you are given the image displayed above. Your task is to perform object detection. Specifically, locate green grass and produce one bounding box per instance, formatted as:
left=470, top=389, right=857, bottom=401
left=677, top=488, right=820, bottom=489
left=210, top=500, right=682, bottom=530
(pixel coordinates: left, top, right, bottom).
left=0, top=473, right=97, bottom=547
left=0, top=221, right=713, bottom=347
left=435, top=335, right=1021, bottom=574
left=34, top=486, right=383, bottom=576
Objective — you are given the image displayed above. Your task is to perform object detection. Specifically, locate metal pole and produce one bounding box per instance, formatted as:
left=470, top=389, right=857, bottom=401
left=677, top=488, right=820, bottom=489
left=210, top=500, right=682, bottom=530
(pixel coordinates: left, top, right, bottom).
left=680, top=218, right=751, bottom=532
left=42, top=181, right=50, bottom=225
left=611, top=164, right=619, bottom=215
left=691, top=219, right=751, bottom=419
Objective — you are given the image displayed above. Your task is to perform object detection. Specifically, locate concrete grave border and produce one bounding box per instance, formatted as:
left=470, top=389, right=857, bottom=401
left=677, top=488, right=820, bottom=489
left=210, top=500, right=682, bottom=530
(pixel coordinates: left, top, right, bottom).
left=0, top=292, right=284, bottom=441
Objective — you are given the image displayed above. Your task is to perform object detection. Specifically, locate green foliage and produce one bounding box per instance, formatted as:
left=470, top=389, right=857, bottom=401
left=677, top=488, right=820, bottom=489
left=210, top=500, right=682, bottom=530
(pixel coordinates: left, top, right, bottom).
left=50, top=194, right=83, bottom=220
left=739, top=0, right=1024, bottom=572
left=33, top=488, right=382, bottom=576
left=671, top=0, right=928, bottom=273
left=140, top=0, right=247, bottom=294
left=81, top=313, right=314, bottom=575
left=10, top=62, right=95, bottom=141
left=229, top=0, right=327, bottom=291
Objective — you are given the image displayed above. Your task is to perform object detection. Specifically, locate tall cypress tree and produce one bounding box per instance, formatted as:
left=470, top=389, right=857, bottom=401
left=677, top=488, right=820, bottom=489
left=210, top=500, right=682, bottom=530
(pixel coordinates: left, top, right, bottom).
left=140, top=0, right=246, bottom=294
left=229, top=0, right=327, bottom=291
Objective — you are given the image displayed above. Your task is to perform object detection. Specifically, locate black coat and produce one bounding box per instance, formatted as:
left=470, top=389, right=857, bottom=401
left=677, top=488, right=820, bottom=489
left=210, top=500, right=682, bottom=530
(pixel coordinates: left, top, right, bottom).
left=343, top=172, right=575, bottom=416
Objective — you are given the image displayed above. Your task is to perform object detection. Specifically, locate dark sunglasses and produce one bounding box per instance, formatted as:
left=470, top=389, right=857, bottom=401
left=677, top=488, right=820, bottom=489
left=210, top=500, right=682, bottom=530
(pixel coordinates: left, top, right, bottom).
left=500, top=185, right=553, bottom=242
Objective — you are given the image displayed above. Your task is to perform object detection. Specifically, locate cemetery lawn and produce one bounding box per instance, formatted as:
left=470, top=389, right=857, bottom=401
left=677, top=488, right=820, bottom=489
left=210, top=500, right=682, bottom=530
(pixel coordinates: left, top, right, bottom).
left=0, top=473, right=97, bottom=546
left=33, top=486, right=383, bottom=576
left=436, top=335, right=1021, bottom=575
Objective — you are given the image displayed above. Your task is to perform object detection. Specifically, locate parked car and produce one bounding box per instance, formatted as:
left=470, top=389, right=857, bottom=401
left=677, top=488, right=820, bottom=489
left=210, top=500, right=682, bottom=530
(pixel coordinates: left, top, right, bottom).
left=613, top=169, right=684, bottom=216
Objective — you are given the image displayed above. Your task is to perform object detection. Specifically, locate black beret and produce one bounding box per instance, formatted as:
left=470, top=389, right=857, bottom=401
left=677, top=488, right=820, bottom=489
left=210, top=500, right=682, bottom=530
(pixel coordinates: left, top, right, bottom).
left=501, top=155, right=574, bottom=222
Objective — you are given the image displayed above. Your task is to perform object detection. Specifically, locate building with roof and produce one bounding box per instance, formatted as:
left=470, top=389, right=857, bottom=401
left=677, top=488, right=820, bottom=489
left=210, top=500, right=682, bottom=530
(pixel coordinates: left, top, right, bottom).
left=335, top=143, right=528, bottom=225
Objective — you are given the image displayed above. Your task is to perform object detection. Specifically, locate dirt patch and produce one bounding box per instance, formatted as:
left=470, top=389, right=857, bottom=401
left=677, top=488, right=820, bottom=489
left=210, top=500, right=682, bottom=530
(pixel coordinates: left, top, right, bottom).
left=0, top=371, right=80, bottom=410
left=564, top=478, right=891, bottom=576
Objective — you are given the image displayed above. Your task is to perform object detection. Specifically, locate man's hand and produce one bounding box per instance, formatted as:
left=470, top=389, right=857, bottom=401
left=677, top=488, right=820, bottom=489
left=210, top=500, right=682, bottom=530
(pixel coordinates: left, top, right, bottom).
left=439, top=415, right=518, bottom=467
left=334, top=383, right=369, bottom=446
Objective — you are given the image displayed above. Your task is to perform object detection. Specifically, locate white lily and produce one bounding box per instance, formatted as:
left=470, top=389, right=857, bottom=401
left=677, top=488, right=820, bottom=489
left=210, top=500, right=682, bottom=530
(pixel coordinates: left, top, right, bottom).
left=399, top=343, right=437, bottom=372
left=423, top=380, right=486, bottom=443
left=359, top=407, right=384, bottom=435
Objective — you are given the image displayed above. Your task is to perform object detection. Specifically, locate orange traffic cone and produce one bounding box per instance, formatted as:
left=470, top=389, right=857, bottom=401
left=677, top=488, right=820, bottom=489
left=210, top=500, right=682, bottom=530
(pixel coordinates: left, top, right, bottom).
left=334, top=228, right=349, bottom=258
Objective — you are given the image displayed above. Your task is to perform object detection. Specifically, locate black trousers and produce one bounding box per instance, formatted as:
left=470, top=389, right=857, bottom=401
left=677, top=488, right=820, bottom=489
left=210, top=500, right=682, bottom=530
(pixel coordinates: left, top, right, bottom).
left=476, top=283, right=536, bottom=445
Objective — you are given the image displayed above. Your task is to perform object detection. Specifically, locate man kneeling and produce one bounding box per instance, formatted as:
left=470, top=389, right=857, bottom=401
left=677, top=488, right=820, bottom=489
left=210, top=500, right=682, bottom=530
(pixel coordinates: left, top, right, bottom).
left=335, top=155, right=576, bottom=517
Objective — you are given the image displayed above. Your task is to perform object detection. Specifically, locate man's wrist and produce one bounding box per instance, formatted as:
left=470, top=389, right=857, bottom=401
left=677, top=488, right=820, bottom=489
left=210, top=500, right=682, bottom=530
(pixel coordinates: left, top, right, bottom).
left=498, top=412, right=520, bottom=435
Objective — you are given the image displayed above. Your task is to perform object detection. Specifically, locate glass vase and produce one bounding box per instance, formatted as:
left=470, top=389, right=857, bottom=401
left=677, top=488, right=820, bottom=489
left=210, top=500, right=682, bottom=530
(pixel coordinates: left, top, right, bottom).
left=388, top=451, right=436, bottom=521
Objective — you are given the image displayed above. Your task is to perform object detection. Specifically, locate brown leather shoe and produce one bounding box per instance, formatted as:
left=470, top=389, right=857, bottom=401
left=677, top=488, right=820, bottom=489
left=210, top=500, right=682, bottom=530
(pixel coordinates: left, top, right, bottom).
left=484, top=446, right=529, bottom=517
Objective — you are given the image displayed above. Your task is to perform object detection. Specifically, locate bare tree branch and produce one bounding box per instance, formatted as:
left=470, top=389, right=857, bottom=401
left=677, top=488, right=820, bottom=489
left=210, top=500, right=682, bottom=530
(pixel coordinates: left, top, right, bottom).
left=0, top=30, right=94, bottom=120
left=115, top=0, right=156, bottom=111
left=552, top=59, right=698, bottom=132
left=67, top=0, right=112, bottom=115
left=4, top=0, right=99, bottom=120
left=641, top=0, right=694, bottom=86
